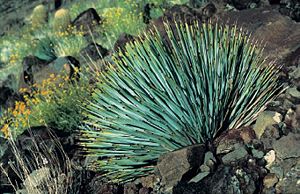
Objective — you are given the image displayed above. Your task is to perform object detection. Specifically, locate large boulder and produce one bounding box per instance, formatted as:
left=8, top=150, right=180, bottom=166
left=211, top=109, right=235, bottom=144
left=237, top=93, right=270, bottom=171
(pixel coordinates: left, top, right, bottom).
left=216, top=7, right=300, bottom=66
left=156, top=144, right=206, bottom=193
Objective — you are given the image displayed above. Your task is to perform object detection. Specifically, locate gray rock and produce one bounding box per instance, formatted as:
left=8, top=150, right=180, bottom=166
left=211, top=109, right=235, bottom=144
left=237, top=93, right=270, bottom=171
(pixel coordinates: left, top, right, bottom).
left=252, top=149, right=265, bottom=159
left=253, top=111, right=282, bottom=139
left=221, top=143, right=248, bottom=165
left=275, top=160, right=300, bottom=193
left=286, top=87, right=300, bottom=103
left=156, top=144, right=206, bottom=192
left=273, top=133, right=300, bottom=159
left=174, top=166, right=259, bottom=194
left=289, top=67, right=300, bottom=80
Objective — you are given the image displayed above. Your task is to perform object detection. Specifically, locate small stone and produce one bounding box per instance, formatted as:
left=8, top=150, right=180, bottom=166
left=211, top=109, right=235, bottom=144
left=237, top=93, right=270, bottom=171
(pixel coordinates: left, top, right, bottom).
left=221, top=143, right=248, bottom=165
left=189, top=171, right=210, bottom=183
left=264, top=150, right=276, bottom=169
left=263, top=173, right=279, bottom=189
left=253, top=111, right=282, bottom=139
left=286, top=87, right=300, bottom=102
left=252, top=149, right=265, bottom=159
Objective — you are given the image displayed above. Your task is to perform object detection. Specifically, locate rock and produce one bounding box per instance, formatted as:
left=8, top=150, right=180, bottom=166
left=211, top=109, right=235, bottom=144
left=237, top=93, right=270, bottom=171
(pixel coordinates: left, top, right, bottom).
left=286, top=87, right=300, bottom=103
left=226, top=0, right=260, bottom=10
left=284, top=106, right=300, bottom=132
left=79, top=43, right=109, bottom=62
left=174, top=166, right=259, bottom=194
left=289, top=67, right=300, bottom=80
left=240, top=127, right=257, bottom=144
left=139, top=187, right=151, bottom=194
left=275, top=160, right=300, bottom=193
left=72, top=8, right=102, bottom=34
left=201, top=3, right=217, bottom=20
left=263, top=173, right=279, bottom=189
left=22, top=55, right=49, bottom=85
left=124, top=182, right=139, bottom=194
left=114, top=33, right=136, bottom=52
left=189, top=0, right=206, bottom=8
left=252, top=149, right=265, bottom=159
left=273, top=133, right=300, bottom=159
left=217, top=8, right=300, bottom=65
left=138, top=175, right=157, bottom=188
left=156, top=144, right=206, bottom=192
left=264, top=150, right=276, bottom=169
left=91, top=181, right=120, bottom=194
left=221, top=143, right=248, bottom=165
left=260, top=125, right=280, bottom=150
left=215, top=127, right=249, bottom=155
left=253, top=111, right=282, bottom=139
left=279, top=0, right=300, bottom=22
left=22, top=56, right=80, bottom=87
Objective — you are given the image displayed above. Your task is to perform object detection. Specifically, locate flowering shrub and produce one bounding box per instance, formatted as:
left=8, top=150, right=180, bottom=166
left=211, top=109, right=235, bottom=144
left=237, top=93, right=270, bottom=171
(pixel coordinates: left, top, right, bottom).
left=0, top=69, right=93, bottom=138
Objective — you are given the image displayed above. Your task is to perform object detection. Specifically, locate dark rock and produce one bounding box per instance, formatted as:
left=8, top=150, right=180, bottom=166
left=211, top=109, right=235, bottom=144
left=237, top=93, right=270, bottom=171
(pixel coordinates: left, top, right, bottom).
left=143, top=3, right=153, bottom=24
left=174, top=165, right=261, bottom=194
left=156, top=144, right=206, bottom=192
left=124, top=182, right=140, bottom=194
left=114, top=33, right=136, bottom=52
left=217, top=8, right=300, bottom=65
left=273, top=133, right=300, bottom=159
left=275, top=160, right=300, bottom=193
left=0, top=74, right=20, bottom=109
left=189, top=0, right=204, bottom=8
left=260, top=125, right=280, bottom=150
left=139, top=187, right=151, bottom=194
left=279, top=0, right=300, bottom=22
left=54, top=0, right=62, bottom=10
left=22, top=55, right=49, bottom=85
left=0, top=85, right=15, bottom=109
left=72, top=8, right=102, bottom=34
left=221, top=143, right=249, bottom=165
left=286, top=87, right=300, bottom=104
left=225, top=0, right=260, bottom=10
left=21, top=56, right=80, bottom=87
left=201, top=3, right=217, bottom=20
left=215, top=127, right=249, bottom=155
left=80, top=43, right=109, bottom=62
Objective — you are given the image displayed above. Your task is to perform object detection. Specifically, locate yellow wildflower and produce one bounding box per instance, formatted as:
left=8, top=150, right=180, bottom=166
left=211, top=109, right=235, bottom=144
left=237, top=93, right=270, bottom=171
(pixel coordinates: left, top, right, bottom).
left=1, top=124, right=9, bottom=138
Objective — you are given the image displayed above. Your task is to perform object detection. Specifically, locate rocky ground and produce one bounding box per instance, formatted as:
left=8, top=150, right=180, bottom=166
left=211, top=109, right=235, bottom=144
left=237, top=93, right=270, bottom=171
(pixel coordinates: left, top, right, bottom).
left=0, top=0, right=300, bottom=194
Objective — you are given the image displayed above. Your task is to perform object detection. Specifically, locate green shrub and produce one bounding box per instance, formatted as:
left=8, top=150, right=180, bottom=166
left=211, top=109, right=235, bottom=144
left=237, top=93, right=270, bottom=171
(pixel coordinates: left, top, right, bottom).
left=80, top=21, right=284, bottom=182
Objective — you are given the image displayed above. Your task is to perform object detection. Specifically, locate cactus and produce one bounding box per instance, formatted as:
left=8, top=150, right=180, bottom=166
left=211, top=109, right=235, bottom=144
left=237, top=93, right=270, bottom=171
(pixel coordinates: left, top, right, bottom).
left=80, top=21, right=284, bottom=183
left=53, top=8, right=71, bottom=32
left=31, top=5, right=48, bottom=28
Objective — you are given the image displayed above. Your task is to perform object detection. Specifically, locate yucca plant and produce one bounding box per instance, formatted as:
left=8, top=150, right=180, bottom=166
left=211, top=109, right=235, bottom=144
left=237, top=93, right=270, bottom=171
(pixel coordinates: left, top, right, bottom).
left=80, top=21, right=284, bottom=183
